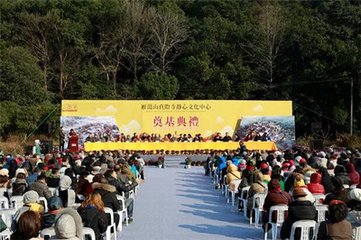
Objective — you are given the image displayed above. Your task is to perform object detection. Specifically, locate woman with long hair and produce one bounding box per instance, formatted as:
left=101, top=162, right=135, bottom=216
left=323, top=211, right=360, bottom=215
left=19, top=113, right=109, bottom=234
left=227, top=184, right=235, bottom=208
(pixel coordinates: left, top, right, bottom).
left=78, top=192, right=108, bottom=240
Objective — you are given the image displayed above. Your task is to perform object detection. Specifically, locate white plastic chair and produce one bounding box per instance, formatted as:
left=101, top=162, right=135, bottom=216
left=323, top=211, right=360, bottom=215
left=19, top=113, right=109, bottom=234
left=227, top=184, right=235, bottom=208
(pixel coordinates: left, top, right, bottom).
left=0, top=208, right=17, bottom=231
left=289, top=220, right=316, bottom=240
left=350, top=184, right=358, bottom=189
left=264, top=205, right=288, bottom=240
left=0, top=229, right=11, bottom=240
left=38, top=197, right=48, bottom=213
left=103, top=207, right=117, bottom=240
left=353, top=226, right=361, bottom=240
left=48, top=187, right=58, bottom=196
left=250, top=193, right=266, bottom=227
left=116, top=195, right=128, bottom=230
left=40, top=227, right=56, bottom=239
left=315, top=205, right=328, bottom=222
left=313, top=194, right=325, bottom=205
left=0, top=196, right=9, bottom=209
left=83, top=227, right=96, bottom=240
left=9, top=196, right=23, bottom=209
left=238, top=186, right=250, bottom=218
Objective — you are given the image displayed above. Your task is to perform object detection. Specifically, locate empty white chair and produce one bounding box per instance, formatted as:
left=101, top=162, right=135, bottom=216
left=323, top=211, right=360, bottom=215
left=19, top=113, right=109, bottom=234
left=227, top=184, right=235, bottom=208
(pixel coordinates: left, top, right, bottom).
left=289, top=220, right=316, bottom=240
left=315, top=205, right=328, bottom=222
left=250, top=193, right=266, bottom=227
left=103, top=207, right=117, bottom=240
left=9, top=196, right=23, bottom=209
left=83, top=227, right=96, bottom=240
left=264, top=205, right=288, bottom=240
left=38, top=197, right=48, bottom=213
left=0, top=196, right=9, bottom=209
left=313, top=194, right=325, bottom=205
left=116, top=195, right=128, bottom=230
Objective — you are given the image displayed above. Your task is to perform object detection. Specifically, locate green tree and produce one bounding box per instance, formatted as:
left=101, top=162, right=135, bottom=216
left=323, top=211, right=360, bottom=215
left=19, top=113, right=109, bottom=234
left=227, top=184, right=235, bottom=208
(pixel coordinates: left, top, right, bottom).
left=135, top=72, right=179, bottom=99
left=0, top=47, right=49, bottom=105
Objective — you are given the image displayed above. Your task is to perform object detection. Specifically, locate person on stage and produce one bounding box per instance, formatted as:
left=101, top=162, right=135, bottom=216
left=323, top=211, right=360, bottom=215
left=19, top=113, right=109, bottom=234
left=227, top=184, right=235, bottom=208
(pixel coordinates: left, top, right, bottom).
left=59, top=126, right=65, bottom=152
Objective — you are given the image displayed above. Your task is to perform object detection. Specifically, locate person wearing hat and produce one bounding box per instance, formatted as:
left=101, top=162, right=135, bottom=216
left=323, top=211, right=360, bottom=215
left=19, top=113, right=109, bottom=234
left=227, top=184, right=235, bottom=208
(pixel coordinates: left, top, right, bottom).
left=280, top=187, right=316, bottom=240
left=334, top=165, right=352, bottom=186
left=348, top=188, right=361, bottom=211
left=12, top=190, right=44, bottom=230
left=11, top=168, right=28, bottom=196
left=58, top=175, right=76, bottom=207
left=317, top=200, right=352, bottom=240
left=53, top=208, right=83, bottom=240
left=42, top=196, right=64, bottom=229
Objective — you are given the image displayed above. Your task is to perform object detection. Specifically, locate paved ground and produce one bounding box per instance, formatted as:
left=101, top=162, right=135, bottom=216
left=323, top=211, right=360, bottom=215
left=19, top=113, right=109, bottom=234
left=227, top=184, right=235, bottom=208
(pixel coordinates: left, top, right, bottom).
left=119, top=166, right=263, bottom=240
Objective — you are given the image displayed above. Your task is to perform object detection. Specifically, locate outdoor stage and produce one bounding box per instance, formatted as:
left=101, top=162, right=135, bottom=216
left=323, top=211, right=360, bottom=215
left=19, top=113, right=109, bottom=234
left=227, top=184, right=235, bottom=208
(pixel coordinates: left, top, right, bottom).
left=84, top=141, right=277, bottom=152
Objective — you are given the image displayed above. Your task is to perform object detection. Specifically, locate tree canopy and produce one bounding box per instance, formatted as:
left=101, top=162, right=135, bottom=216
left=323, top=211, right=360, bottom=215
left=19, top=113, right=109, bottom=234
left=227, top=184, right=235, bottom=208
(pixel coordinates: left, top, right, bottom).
left=0, top=0, right=360, bottom=139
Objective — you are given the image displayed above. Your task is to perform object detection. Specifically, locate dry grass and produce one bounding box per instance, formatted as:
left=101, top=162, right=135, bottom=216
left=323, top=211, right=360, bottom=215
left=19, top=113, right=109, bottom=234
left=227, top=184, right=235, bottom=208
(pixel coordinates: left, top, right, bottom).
left=0, top=134, right=55, bottom=155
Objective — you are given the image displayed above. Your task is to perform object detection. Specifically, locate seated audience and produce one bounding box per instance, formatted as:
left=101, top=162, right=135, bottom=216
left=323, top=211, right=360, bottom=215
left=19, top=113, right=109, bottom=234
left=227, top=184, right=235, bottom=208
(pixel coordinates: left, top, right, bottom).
left=323, top=177, right=351, bottom=205
left=12, top=191, right=44, bottom=230
left=262, top=179, right=292, bottom=233
left=53, top=208, right=83, bottom=240
left=247, top=172, right=267, bottom=218
left=307, top=172, right=325, bottom=194
left=78, top=192, right=108, bottom=240
left=317, top=200, right=352, bottom=240
left=11, top=210, right=42, bottom=240
left=29, top=174, right=52, bottom=199
left=42, top=196, right=63, bottom=229
left=12, top=169, right=28, bottom=196
left=280, top=188, right=316, bottom=240
left=59, top=175, right=76, bottom=207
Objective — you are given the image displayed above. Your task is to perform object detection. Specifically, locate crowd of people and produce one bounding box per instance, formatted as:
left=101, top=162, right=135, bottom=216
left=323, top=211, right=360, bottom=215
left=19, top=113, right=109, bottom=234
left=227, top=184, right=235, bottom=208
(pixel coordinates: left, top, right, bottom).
left=206, top=147, right=361, bottom=239
left=83, top=131, right=240, bottom=143
left=0, top=150, right=144, bottom=240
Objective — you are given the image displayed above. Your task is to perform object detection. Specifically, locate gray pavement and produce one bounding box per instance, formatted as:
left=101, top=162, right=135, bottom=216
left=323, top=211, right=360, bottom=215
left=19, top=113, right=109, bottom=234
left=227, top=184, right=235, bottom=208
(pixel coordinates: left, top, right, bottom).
left=119, top=166, right=263, bottom=240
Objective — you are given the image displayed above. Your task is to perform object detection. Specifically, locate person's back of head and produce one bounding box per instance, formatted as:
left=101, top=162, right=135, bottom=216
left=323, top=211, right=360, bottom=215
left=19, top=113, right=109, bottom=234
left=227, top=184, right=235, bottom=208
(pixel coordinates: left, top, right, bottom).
left=328, top=200, right=348, bottom=224
left=16, top=210, right=41, bottom=239
left=54, top=208, right=82, bottom=239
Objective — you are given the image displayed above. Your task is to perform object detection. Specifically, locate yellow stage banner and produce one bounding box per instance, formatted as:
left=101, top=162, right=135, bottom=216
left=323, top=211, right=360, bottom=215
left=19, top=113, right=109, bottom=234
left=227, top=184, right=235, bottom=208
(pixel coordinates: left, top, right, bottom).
left=84, top=141, right=240, bottom=151
left=83, top=141, right=277, bottom=152
left=61, top=100, right=292, bottom=139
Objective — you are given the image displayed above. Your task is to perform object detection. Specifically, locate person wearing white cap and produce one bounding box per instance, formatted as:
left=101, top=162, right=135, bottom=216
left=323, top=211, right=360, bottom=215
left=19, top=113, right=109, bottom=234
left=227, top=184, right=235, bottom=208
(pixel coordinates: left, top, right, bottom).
left=58, top=175, right=76, bottom=207
left=11, top=169, right=28, bottom=196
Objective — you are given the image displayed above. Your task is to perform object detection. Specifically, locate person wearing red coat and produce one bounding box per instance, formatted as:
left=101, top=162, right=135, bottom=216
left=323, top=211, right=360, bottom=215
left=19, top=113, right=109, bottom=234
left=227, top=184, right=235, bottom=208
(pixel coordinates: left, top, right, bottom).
left=262, top=179, right=292, bottom=232
left=307, top=172, right=325, bottom=194
left=345, top=163, right=360, bottom=185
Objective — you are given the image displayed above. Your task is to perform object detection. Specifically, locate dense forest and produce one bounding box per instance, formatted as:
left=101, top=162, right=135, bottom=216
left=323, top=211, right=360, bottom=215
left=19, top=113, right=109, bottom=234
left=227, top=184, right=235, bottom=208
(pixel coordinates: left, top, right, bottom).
left=0, top=0, right=360, bottom=142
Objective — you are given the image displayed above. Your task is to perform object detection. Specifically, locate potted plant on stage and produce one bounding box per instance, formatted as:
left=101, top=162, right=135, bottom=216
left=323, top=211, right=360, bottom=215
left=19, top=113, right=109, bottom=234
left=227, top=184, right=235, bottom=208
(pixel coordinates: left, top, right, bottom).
left=185, top=157, right=192, bottom=168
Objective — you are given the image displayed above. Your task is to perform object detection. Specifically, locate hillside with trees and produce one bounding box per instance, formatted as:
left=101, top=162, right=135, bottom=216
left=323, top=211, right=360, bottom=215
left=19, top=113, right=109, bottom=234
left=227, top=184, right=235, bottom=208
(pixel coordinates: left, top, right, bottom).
left=0, top=0, right=360, bottom=144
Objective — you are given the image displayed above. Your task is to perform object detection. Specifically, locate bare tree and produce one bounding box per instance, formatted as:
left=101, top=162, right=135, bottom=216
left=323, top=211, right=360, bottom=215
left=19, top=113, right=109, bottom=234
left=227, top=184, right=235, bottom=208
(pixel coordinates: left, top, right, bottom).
left=18, top=13, right=51, bottom=91
left=240, top=3, right=285, bottom=89
left=147, top=8, right=188, bottom=74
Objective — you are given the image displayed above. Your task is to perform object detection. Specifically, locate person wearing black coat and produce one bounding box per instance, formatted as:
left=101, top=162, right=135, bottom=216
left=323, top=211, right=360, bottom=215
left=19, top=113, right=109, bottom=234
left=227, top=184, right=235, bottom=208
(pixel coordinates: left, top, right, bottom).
left=334, top=165, right=352, bottom=186
left=104, top=170, right=135, bottom=222
left=78, top=192, right=109, bottom=240
left=323, top=177, right=351, bottom=205
left=318, top=167, right=334, bottom=194
left=92, top=174, right=121, bottom=226
left=280, top=188, right=317, bottom=240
